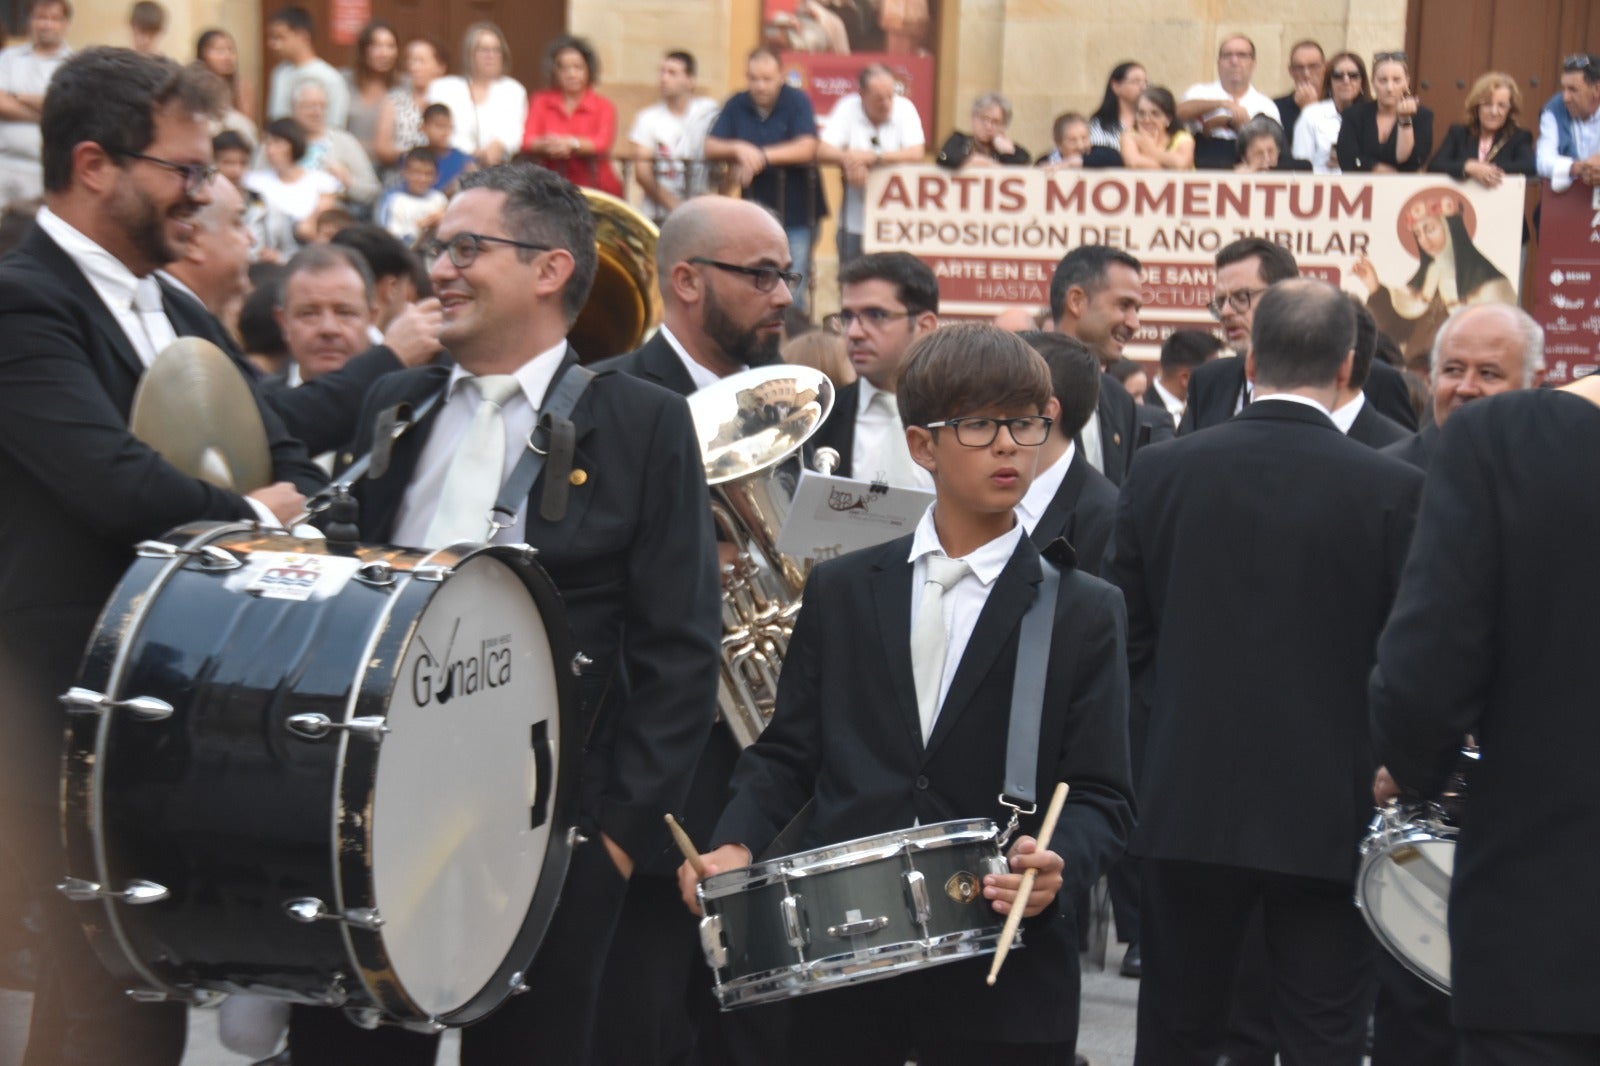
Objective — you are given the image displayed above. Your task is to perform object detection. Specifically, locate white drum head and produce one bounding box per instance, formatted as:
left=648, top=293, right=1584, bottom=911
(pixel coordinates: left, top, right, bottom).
left=1359, top=836, right=1454, bottom=992
left=371, top=555, right=560, bottom=1016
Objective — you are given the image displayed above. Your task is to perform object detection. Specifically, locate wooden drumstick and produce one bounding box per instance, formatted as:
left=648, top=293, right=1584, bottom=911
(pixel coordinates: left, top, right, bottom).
left=665, top=813, right=706, bottom=878
left=986, top=781, right=1070, bottom=987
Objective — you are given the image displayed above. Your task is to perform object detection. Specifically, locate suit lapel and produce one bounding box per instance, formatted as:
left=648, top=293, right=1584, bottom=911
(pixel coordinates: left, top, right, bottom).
left=870, top=553, right=926, bottom=753
left=26, top=225, right=146, bottom=383
left=924, top=540, right=1041, bottom=758
left=640, top=335, right=697, bottom=396
left=1032, top=452, right=1088, bottom=549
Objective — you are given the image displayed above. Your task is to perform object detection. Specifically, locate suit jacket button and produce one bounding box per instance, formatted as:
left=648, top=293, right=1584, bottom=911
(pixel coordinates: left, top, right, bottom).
left=914, top=775, right=929, bottom=790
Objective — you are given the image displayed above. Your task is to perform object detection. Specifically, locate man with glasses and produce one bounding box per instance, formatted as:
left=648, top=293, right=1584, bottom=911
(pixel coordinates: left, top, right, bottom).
left=286, top=162, right=721, bottom=1066
left=1178, top=35, right=1283, bottom=170
left=0, top=48, right=323, bottom=1065
left=1537, top=52, right=1600, bottom=192
left=810, top=250, right=939, bottom=490
left=818, top=64, right=926, bottom=267
left=1273, top=40, right=1326, bottom=145
left=0, top=0, right=72, bottom=202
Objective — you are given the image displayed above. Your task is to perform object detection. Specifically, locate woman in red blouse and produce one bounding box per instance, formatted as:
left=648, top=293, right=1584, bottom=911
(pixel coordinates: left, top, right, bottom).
left=521, top=35, right=622, bottom=195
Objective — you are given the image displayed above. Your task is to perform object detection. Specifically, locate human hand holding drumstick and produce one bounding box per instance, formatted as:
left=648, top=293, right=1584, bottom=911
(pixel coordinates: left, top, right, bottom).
left=668, top=813, right=750, bottom=917
left=986, top=782, right=1070, bottom=986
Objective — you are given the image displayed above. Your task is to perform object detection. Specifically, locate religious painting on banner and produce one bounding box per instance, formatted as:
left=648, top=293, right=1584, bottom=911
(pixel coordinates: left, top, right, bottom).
left=760, top=0, right=937, bottom=144
left=1531, top=182, right=1600, bottom=385
left=864, top=167, right=1527, bottom=365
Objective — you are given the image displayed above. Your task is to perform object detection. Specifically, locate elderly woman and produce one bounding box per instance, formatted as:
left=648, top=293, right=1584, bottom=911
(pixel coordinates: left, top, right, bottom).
left=289, top=80, right=381, bottom=210
left=1428, top=71, right=1535, bottom=186
left=1293, top=52, right=1369, bottom=173
left=429, top=22, right=528, bottom=166
left=936, top=92, right=1030, bottom=168
left=521, top=35, right=623, bottom=194
left=1336, top=51, right=1433, bottom=172
left=1234, top=116, right=1297, bottom=172
left=1120, top=87, right=1194, bottom=170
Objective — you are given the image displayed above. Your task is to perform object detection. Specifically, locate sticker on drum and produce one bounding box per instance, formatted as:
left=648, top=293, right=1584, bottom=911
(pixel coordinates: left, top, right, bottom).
left=370, top=553, right=560, bottom=1018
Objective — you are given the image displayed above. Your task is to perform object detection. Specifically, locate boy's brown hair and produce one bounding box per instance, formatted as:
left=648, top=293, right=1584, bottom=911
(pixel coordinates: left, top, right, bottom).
left=897, top=322, right=1052, bottom=431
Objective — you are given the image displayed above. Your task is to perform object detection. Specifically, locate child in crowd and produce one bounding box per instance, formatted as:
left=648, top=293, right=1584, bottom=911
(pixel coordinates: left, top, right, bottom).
left=421, top=104, right=474, bottom=193
left=379, top=147, right=448, bottom=245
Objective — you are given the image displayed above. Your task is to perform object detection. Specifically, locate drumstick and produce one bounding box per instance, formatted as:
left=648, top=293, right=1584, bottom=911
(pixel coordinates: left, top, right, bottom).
left=986, top=781, right=1070, bottom=987
left=664, top=813, right=706, bottom=878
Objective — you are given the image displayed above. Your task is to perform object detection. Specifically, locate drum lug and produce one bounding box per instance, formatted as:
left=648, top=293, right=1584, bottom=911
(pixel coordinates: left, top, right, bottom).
left=283, top=897, right=385, bottom=931
left=567, top=827, right=589, bottom=847
left=698, top=914, right=727, bottom=969
left=903, top=869, right=932, bottom=924
left=826, top=911, right=890, bottom=940
left=780, top=893, right=808, bottom=949
left=191, top=545, right=242, bottom=571
left=570, top=651, right=593, bottom=676
left=285, top=712, right=390, bottom=742
left=355, top=560, right=396, bottom=586
left=59, top=687, right=174, bottom=722
left=508, top=969, right=531, bottom=995
left=56, top=876, right=170, bottom=905
left=401, top=1018, right=445, bottom=1035
left=134, top=540, right=180, bottom=558
left=413, top=564, right=451, bottom=582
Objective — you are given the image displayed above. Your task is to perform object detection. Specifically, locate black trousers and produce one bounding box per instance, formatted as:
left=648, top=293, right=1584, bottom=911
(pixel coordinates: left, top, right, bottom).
left=1221, top=906, right=1276, bottom=1066
left=1371, top=950, right=1456, bottom=1066
left=1134, top=859, right=1375, bottom=1066
left=289, top=836, right=630, bottom=1066
left=592, top=873, right=699, bottom=1066
left=1458, top=1029, right=1600, bottom=1066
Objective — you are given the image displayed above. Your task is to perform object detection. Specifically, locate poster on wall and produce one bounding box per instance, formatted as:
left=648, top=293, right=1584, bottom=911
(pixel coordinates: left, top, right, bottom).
left=864, top=166, right=1528, bottom=366
left=1531, top=182, right=1600, bottom=384
left=761, top=0, right=937, bottom=143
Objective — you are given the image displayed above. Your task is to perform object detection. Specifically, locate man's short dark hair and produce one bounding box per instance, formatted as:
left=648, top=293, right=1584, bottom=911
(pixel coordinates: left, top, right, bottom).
left=42, top=48, right=225, bottom=193
left=279, top=243, right=376, bottom=307
left=129, top=0, right=164, bottom=33
left=1159, top=329, right=1225, bottom=375
left=1018, top=330, right=1100, bottom=438
left=1048, top=245, right=1144, bottom=323
left=30, top=0, right=70, bottom=18
left=1289, top=39, right=1324, bottom=59
left=858, top=63, right=893, bottom=93
left=1251, top=280, right=1355, bottom=391
left=458, top=163, right=597, bottom=326
left=666, top=50, right=696, bottom=77
left=262, top=117, right=308, bottom=163
left=239, top=268, right=287, bottom=356
left=838, top=251, right=939, bottom=316
left=401, top=146, right=438, bottom=170
left=268, top=5, right=313, bottom=37
left=1214, top=237, right=1298, bottom=284
left=748, top=46, right=782, bottom=68
left=898, top=322, right=1053, bottom=430
left=331, top=222, right=423, bottom=284
left=1346, top=294, right=1377, bottom=390
left=421, top=103, right=451, bottom=124
left=212, top=128, right=251, bottom=156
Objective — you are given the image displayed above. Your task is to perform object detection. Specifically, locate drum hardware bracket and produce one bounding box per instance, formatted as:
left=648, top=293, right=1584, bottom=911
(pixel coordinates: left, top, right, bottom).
left=125, top=988, right=187, bottom=1004
left=826, top=911, right=890, bottom=939
left=344, top=1007, right=384, bottom=1030
left=413, top=564, right=451, bottom=582
left=355, top=560, right=396, bottom=587
left=285, top=713, right=390, bottom=742
left=134, top=540, right=179, bottom=558
left=781, top=894, right=808, bottom=949
left=282, top=897, right=385, bottom=931
left=571, top=651, right=593, bottom=676
left=567, top=827, right=589, bottom=847
left=903, top=870, right=933, bottom=923
left=698, top=916, right=728, bottom=969
left=56, top=876, right=171, bottom=905
left=59, top=687, right=174, bottom=722
left=130, top=539, right=240, bottom=571
left=509, top=970, right=530, bottom=995
left=995, top=794, right=1036, bottom=850
left=401, top=1019, right=446, bottom=1035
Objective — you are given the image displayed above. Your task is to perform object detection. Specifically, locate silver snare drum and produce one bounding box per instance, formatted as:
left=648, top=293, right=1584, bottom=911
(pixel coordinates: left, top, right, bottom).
left=696, top=819, right=1013, bottom=1010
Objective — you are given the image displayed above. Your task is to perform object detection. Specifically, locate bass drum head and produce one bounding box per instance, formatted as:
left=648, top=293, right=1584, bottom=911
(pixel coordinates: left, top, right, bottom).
left=1357, top=834, right=1454, bottom=993
left=370, top=552, right=565, bottom=1018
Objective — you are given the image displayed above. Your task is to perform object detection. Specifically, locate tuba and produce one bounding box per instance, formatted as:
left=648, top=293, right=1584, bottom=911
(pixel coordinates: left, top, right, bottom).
left=687, top=366, right=837, bottom=747
left=570, top=188, right=662, bottom=361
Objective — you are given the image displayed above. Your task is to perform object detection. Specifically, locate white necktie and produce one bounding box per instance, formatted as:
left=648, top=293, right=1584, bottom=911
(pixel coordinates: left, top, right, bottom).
left=874, top=391, right=922, bottom=489
left=911, top=554, right=971, bottom=742
left=424, top=375, right=523, bottom=547
left=132, top=277, right=177, bottom=366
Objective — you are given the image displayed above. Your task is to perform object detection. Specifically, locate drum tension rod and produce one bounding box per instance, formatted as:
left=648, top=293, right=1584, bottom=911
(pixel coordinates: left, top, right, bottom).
left=285, top=713, right=390, bottom=742
left=283, top=897, right=384, bottom=931
left=56, top=876, right=170, bottom=905
left=59, top=687, right=174, bottom=722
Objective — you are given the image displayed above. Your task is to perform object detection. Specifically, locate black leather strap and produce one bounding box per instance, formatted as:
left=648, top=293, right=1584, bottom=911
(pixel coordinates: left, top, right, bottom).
left=1002, top=559, right=1061, bottom=807
left=492, top=364, right=596, bottom=530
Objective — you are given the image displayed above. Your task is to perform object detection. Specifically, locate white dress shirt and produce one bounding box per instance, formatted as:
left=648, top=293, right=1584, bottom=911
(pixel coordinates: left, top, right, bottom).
left=1538, top=102, right=1600, bottom=192
left=1151, top=377, right=1186, bottom=425
left=819, top=93, right=926, bottom=233
left=854, top=379, right=934, bottom=491
left=1329, top=391, right=1365, bottom=434
left=659, top=323, right=738, bottom=391
left=1252, top=392, right=1332, bottom=420
left=907, top=506, right=1025, bottom=726
left=1181, top=80, right=1282, bottom=141
left=1292, top=99, right=1344, bottom=174
left=392, top=341, right=568, bottom=546
left=1079, top=407, right=1105, bottom=473
left=1015, top=443, right=1075, bottom=535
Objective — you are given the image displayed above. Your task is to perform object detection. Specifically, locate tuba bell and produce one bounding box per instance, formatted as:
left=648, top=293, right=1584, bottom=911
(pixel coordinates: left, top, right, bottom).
left=687, top=365, right=837, bottom=747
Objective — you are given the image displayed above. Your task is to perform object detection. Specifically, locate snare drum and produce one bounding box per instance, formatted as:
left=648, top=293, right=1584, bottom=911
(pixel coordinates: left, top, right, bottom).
left=696, top=819, right=1013, bottom=1009
left=57, top=523, right=580, bottom=1030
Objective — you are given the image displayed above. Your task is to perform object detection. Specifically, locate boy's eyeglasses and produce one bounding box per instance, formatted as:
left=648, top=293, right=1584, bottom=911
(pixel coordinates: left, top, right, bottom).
left=924, top=415, right=1052, bottom=448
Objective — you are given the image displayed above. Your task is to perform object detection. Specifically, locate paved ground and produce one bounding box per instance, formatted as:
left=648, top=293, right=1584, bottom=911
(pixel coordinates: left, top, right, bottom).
left=0, top=942, right=1142, bottom=1065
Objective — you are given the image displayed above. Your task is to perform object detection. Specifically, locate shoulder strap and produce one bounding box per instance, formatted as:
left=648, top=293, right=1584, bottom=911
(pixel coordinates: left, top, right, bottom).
left=491, top=364, right=598, bottom=530
left=1002, top=558, right=1062, bottom=809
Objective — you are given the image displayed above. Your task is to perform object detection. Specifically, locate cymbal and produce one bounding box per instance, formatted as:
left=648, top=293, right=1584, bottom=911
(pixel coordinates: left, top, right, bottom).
left=130, top=337, right=272, bottom=493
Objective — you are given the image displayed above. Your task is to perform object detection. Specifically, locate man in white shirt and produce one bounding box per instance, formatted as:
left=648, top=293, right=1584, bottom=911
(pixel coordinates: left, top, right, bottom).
left=628, top=50, right=720, bottom=223
left=1178, top=35, right=1283, bottom=170
left=1537, top=52, right=1600, bottom=193
left=264, top=5, right=348, bottom=128
left=0, top=0, right=72, bottom=202
left=810, top=251, right=939, bottom=491
left=817, top=63, right=926, bottom=265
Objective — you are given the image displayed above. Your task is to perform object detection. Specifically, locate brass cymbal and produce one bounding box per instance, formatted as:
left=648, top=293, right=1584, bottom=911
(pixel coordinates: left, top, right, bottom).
left=129, top=337, right=272, bottom=493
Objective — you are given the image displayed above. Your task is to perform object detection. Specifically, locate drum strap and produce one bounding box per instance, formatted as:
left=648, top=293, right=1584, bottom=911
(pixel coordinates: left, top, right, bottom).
left=491, top=365, right=597, bottom=532
left=1001, top=558, right=1062, bottom=813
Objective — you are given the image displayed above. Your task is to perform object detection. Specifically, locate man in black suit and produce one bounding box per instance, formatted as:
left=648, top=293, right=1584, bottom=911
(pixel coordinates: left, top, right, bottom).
left=590, top=193, right=793, bottom=1066
left=1274, top=40, right=1326, bottom=145
left=0, top=48, right=324, bottom=1065
left=286, top=164, right=721, bottom=1065
left=1181, top=239, right=1418, bottom=434
left=1109, top=280, right=1424, bottom=1066
left=808, top=251, right=939, bottom=488
left=1370, top=377, right=1600, bottom=1066
left=1048, top=244, right=1143, bottom=484
left=1336, top=297, right=1412, bottom=448
left=1382, top=303, right=1545, bottom=472
left=1147, top=329, right=1225, bottom=427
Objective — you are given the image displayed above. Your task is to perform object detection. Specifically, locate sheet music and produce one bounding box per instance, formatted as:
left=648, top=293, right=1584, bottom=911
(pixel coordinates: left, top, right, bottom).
left=775, top=470, right=936, bottom=562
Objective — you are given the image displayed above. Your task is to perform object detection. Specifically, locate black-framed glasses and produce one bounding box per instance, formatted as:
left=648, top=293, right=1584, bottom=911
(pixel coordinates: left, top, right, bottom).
left=1330, top=69, right=1363, bottom=81
left=1564, top=54, right=1600, bottom=77
left=823, top=308, right=912, bottom=333
left=109, top=149, right=217, bottom=196
left=924, top=415, right=1052, bottom=448
left=1208, top=287, right=1270, bottom=318
left=687, top=257, right=802, bottom=293
left=1373, top=51, right=1407, bottom=65
left=419, top=232, right=551, bottom=269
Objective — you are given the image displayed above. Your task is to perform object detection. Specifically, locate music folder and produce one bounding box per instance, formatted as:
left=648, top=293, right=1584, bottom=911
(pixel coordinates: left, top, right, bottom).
left=776, top=470, right=936, bottom=563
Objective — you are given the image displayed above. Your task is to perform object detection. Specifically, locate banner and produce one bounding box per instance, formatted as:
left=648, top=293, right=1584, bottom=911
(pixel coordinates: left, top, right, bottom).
left=864, top=166, right=1527, bottom=365
left=1531, top=182, right=1600, bottom=384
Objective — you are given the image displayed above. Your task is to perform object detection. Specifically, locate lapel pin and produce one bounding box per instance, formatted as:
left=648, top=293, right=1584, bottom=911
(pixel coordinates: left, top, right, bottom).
left=1113, top=432, right=1122, bottom=446
left=569, top=468, right=588, bottom=486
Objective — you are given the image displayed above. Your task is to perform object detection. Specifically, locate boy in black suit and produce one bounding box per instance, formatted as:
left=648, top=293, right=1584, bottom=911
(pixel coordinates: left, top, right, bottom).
left=680, top=323, right=1135, bottom=1065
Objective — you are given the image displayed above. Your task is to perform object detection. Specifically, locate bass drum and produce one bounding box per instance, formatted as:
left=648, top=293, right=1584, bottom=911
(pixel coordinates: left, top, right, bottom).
left=57, top=523, right=580, bottom=1029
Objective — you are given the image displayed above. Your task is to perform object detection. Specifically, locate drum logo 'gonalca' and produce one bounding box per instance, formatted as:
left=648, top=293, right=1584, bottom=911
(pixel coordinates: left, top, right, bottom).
left=411, top=630, right=514, bottom=706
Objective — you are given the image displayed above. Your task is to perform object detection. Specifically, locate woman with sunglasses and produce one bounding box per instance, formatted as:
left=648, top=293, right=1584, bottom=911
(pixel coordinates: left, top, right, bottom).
left=1293, top=52, right=1369, bottom=173
left=1337, top=51, right=1432, bottom=172
left=1428, top=71, right=1535, bottom=187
